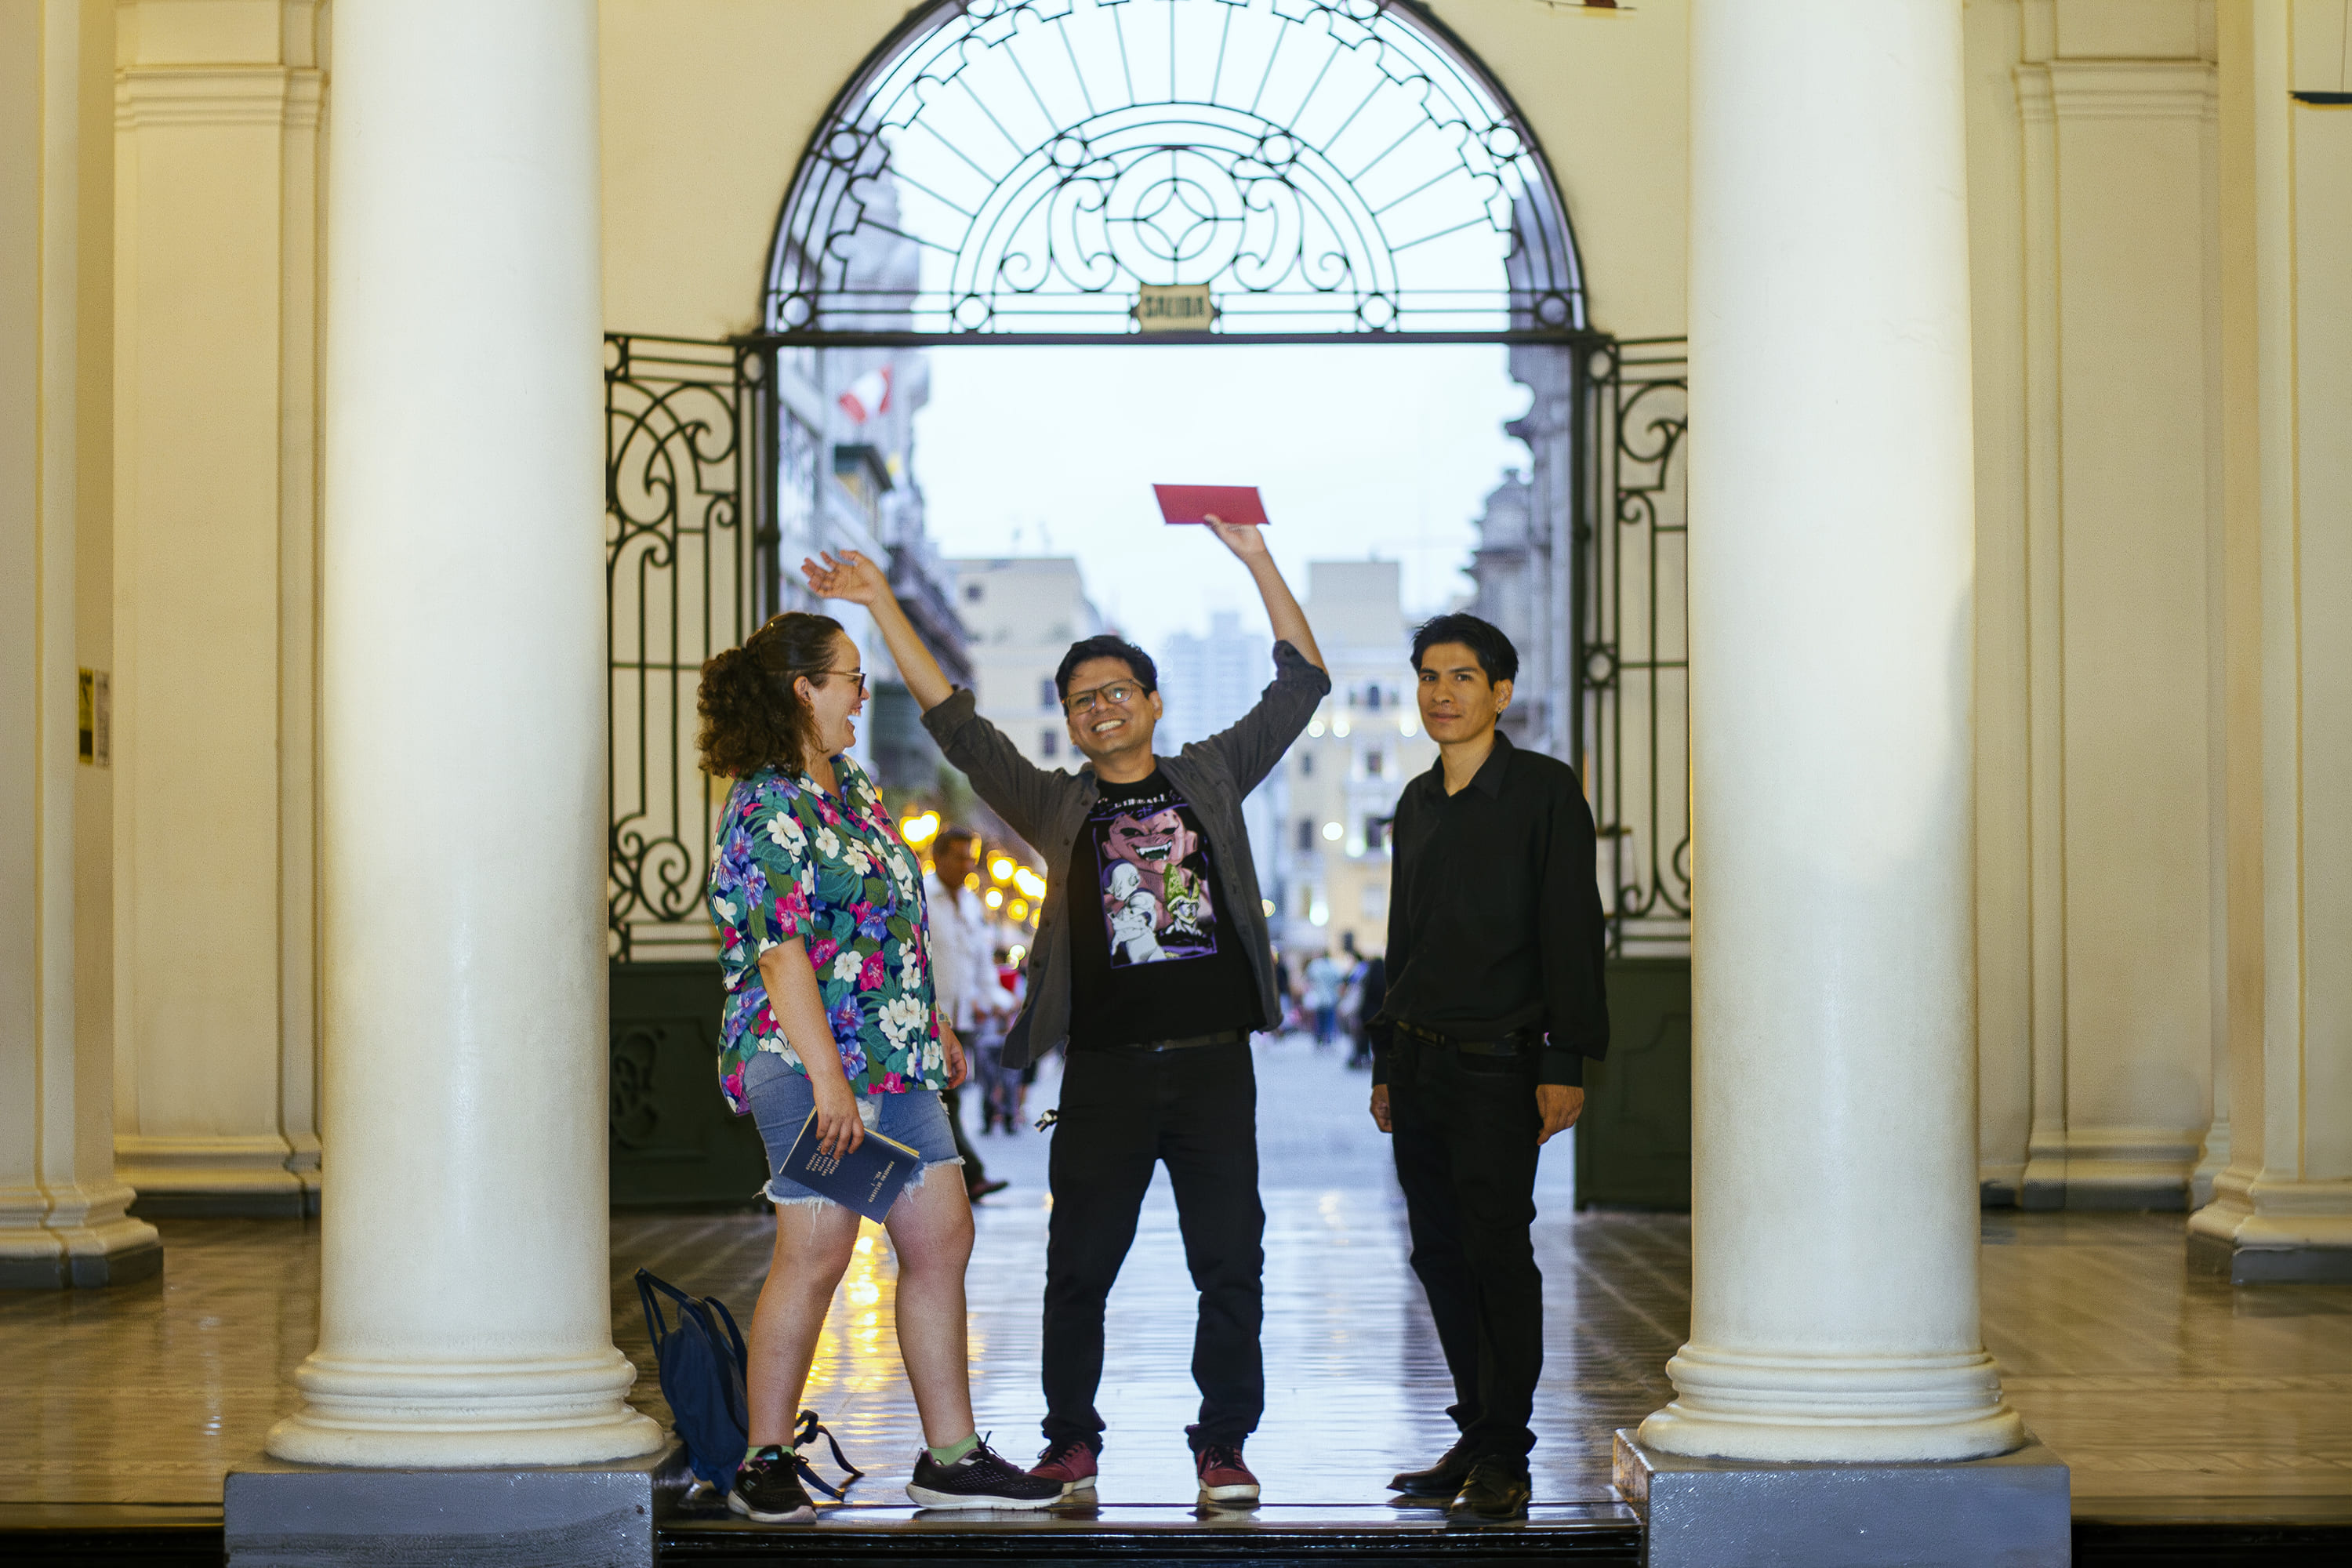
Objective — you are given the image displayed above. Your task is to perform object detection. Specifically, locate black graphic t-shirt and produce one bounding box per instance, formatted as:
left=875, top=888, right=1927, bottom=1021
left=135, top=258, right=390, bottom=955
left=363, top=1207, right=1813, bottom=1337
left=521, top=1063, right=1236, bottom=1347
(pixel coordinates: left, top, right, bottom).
left=1067, top=770, right=1261, bottom=1047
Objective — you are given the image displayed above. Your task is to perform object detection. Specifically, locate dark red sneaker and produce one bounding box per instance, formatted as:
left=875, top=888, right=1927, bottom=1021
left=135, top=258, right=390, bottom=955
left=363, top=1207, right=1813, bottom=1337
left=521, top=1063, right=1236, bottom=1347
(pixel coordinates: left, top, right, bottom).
left=1029, top=1437, right=1098, bottom=1497
left=1187, top=1425, right=1259, bottom=1505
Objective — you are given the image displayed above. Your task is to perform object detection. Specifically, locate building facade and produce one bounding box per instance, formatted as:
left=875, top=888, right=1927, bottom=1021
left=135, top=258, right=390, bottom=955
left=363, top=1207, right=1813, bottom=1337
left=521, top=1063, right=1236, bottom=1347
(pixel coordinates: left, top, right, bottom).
left=1272, top=561, right=1436, bottom=966
left=945, top=557, right=1109, bottom=775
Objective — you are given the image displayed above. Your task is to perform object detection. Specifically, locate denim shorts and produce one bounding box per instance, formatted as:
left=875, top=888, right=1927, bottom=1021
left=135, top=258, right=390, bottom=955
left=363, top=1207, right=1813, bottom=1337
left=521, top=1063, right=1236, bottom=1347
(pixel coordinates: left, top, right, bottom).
left=741, top=1048, right=962, bottom=1210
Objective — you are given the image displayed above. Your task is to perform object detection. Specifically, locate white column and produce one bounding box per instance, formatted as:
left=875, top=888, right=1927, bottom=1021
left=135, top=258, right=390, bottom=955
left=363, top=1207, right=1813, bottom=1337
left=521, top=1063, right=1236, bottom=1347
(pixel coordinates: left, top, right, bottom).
left=266, top=0, right=661, bottom=1466
left=1641, top=0, right=2024, bottom=1463
left=2190, top=0, right=2352, bottom=1274
left=1, top=0, right=159, bottom=1290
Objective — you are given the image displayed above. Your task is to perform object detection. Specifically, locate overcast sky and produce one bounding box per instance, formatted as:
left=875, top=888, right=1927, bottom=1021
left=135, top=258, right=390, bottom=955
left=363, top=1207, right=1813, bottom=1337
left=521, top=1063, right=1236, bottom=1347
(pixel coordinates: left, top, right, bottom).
left=913, top=343, right=1533, bottom=655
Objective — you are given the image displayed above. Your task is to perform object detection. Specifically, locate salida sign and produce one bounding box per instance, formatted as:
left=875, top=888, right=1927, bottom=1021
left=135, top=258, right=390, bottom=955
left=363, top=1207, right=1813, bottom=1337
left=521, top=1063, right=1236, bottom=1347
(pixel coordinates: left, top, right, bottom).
left=1132, top=283, right=1217, bottom=332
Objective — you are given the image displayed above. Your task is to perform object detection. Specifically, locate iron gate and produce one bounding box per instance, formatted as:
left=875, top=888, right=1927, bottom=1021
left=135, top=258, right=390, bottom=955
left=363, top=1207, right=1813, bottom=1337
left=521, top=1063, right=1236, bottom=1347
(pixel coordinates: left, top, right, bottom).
left=604, top=335, right=795, bottom=962
left=1575, top=338, right=1690, bottom=957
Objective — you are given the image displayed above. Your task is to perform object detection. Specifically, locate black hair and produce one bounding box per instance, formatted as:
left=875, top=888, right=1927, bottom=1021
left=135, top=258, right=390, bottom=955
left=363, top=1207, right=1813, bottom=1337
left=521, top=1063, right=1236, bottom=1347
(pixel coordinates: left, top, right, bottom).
left=1410, top=612, right=1519, bottom=685
left=936, top=826, right=980, bottom=853
left=1054, top=635, right=1160, bottom=703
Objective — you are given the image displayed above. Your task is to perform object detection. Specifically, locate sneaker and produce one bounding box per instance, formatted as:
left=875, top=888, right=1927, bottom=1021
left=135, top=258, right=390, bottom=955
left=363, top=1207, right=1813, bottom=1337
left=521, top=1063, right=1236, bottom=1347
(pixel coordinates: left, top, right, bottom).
left=1449, top=1456, right=1530, bottom=1521
left=1187, top=1425, right=1260, bottom=1506
left=1029, top=1437, right=1099, bottom=1497
left=1389, top=1436, right=1478, bottom=1500
left=728, top=1446, right=815, bottom=1523
left=906, top=1436, right=1065, bottom=1510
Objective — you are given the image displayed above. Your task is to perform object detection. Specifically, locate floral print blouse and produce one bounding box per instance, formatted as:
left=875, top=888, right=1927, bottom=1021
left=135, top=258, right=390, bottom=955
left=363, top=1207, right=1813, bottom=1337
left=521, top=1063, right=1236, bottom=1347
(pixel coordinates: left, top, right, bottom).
left=707, top=754, right=942, bottom=1112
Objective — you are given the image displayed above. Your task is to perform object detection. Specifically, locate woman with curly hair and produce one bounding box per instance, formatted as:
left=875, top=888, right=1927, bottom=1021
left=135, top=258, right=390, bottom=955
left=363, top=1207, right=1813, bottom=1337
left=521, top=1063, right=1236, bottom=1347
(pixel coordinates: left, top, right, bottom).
left=699, top=610, right=1060, bottom=1522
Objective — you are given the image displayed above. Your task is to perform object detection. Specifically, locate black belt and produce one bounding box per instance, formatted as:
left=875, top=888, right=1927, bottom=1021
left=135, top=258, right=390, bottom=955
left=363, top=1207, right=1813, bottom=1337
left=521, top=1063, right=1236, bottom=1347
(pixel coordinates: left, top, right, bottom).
left=1094, top=1028, right=1247, bottom=1054
left=1391, top=1019, right=1538, bottom=1058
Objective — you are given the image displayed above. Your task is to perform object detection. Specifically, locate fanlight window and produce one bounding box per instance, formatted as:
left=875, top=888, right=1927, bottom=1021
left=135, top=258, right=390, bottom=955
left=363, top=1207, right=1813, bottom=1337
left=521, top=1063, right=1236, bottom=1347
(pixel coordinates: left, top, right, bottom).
left=768, top=0, right=1584, bottom=336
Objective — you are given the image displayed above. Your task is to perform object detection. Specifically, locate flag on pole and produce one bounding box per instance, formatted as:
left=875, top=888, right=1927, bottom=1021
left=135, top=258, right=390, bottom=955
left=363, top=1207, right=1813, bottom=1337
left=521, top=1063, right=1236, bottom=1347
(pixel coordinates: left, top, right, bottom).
left=838, top=365, right=892, bottom=423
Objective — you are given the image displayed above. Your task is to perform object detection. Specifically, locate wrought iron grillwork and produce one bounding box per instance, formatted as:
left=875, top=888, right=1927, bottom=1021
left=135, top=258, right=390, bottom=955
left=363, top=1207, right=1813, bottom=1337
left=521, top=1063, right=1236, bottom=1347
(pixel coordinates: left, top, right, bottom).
left=606, top=335, right=779, bottom=960
left=1576, top=338, right=1689, bottom=955
left=768, top=0, right=1584, bottom=338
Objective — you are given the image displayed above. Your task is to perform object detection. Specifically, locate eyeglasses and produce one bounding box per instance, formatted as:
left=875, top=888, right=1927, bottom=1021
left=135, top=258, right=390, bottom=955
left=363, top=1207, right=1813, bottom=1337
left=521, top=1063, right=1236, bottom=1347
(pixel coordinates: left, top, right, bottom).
left=1064, top=681, right=1142, bottom=715
left=814, top=668, right=867, bottom=696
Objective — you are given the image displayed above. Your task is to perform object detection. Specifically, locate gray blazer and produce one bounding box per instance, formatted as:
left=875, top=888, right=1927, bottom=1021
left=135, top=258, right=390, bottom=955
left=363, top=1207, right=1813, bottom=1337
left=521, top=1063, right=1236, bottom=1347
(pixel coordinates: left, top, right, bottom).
left=920, top=641, right=1330, bottom=1066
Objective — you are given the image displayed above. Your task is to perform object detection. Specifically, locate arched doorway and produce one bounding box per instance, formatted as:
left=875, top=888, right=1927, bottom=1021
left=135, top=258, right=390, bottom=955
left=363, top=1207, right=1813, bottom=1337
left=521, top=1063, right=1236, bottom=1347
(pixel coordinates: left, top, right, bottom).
left=604, top=0, right=1686, bottom=1207
left=763, top=0, right=1585, bottom=339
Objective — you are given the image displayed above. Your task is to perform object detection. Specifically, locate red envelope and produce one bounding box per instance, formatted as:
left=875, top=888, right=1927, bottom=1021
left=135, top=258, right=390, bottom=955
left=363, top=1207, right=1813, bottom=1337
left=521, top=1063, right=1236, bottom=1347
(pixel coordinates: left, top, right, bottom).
left=1152, top=484, right=1269, bottom=528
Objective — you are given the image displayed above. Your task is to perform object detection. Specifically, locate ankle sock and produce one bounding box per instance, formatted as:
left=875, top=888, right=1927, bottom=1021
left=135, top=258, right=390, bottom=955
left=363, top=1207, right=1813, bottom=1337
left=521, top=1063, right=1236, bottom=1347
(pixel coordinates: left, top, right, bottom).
left=927, top=1432, right=980, bottom=1466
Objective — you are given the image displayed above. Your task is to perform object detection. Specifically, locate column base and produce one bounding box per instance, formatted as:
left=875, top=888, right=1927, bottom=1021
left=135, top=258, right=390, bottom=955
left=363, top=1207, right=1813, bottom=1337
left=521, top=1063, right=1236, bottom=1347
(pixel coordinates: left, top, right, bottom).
left=2189, top=1174, right=2352, bottom=1281
left=1613, top=1428, right=2070, bottom=1568
left=0, top=1183, right=166, bottom=1289
left=224, top=1444, right=684, bottom=1567
left=2019, top=1128, right=2205, bottom=1211
left=2187, top=1228, right=2352, bottom=1283
left=1639, top=1344, right=2027, bottom=1463
left=120, top=1134, right=314, bottom=1216
left=0, top=1236, right=163, bottom=1290
left=267, top=1348, right=666, bottom=1468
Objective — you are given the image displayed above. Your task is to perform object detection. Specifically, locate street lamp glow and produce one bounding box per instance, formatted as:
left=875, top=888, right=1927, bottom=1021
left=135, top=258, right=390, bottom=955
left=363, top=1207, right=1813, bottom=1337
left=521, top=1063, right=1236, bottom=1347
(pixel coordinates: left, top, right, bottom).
left=1322, top=821, right=1343, bottom=841
left=1012, top=867, right=1046, bottom=899
left=984, top=887, right=1005, bottom=909
left=989, top=855, right=1015, bottom=882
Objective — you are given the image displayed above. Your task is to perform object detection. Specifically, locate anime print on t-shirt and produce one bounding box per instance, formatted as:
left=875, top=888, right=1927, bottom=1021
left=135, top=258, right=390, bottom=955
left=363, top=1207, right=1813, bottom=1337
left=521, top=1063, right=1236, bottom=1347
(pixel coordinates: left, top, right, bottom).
left=1086, top=782, right=1218, bottom=967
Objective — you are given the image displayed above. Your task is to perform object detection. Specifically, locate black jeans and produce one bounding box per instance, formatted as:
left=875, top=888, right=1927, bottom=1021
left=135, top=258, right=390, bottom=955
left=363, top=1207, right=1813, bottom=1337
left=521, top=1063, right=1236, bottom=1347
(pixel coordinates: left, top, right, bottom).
left=1389, top=1042, right=1544, bottom=1464
left=1041, top=1041, right=1264, bottom=1452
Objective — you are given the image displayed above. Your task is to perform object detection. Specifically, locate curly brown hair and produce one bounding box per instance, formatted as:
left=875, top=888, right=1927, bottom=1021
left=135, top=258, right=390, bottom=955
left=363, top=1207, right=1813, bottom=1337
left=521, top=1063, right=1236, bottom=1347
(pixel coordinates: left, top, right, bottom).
left=696, top=611, right=848, bottom=778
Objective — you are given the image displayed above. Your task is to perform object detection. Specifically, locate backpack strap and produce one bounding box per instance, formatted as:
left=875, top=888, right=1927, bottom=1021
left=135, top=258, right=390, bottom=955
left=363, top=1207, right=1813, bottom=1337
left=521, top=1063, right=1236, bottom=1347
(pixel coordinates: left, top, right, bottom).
left=704, top=1292, right=750, bottom=1371
left=633, top=1269, right=677, bottom=1351
left=793, top=1408, right=866, bottom=1494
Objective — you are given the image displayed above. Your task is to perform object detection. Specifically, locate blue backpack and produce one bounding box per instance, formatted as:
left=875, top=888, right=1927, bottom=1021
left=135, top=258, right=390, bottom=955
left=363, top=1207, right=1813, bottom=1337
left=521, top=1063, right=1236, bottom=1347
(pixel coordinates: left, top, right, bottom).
left=635, top=1269, right=753, bottom=1492
left=633, top=1268, right=866, bottom=1500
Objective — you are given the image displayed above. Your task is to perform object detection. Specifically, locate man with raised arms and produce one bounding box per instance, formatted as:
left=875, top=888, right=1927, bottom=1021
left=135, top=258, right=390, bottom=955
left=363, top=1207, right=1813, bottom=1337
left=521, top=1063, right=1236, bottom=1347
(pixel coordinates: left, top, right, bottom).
left=804, top=518, right=1325, bottom=1508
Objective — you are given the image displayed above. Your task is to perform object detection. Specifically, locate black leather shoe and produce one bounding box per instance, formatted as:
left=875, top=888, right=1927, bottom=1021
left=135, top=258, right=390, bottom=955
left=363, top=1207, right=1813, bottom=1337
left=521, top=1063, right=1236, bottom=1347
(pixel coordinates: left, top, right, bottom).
left=1449, top=1457, right=1530, bottom=1521
left=1388, top=1437, right=1478, bottom=1500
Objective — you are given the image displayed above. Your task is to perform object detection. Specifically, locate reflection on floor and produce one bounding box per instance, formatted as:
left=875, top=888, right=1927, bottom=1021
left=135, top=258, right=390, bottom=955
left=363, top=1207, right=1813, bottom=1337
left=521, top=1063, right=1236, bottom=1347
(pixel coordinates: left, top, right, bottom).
left=4, top=1037, right=2351, bottom=1522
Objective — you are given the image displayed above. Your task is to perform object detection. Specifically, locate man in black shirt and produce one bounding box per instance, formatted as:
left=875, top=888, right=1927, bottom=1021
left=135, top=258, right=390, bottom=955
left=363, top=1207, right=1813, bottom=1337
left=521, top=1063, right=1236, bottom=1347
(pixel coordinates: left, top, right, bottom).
left=1369, top=612, right=1609, bottom=1520
left=803, top=519, right=1326, bottom=1507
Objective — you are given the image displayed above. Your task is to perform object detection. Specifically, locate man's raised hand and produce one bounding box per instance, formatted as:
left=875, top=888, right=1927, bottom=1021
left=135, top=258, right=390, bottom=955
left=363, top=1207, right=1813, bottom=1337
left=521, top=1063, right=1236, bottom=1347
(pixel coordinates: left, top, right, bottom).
left=800, top=549, right=891, bottom=607
left=1202, top=514, right=1270, bottom=560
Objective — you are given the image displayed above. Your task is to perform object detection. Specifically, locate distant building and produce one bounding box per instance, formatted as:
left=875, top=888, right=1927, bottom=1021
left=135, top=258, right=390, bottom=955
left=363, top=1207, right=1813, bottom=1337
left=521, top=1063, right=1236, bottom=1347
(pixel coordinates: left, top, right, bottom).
left=1156, top=611, right=1287, bottom=929
left=1466, top=467, right=1541, bottom=748
left=1272, top=561, right=1436, bottom=965
left=771, top=171, right=971, bottom=790
left=946, top=557, right=1109, bottom=775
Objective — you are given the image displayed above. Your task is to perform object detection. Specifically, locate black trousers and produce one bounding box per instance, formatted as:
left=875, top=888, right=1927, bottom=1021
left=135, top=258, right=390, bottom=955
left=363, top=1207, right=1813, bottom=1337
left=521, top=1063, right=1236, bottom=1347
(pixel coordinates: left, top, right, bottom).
left=1041, top=1041, right=1264, bottom=1451
left=1389, top=1043, right=1544, bottom=1464
left=940, top=1085, right=985, bottom=1184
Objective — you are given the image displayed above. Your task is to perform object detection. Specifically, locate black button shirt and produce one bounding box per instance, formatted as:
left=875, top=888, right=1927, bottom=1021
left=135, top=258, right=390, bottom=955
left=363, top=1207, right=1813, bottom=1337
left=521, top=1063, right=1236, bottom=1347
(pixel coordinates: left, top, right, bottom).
left=1372, top=731, right=1609, bottom=1087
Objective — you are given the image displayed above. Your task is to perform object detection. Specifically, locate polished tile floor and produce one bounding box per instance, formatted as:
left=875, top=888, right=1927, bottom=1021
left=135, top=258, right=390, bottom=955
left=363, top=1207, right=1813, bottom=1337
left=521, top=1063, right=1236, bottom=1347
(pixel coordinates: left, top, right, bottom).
left=5, top=1037, right=2351, bottom=1515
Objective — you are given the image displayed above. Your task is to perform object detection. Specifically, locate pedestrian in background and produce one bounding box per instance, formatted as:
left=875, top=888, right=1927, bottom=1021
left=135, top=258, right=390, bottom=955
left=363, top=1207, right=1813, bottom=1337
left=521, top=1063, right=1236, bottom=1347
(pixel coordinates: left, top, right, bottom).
left=926, top=827, right=1011, bottom=1199
left=1304, top=949, right=1341, bottom=1047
